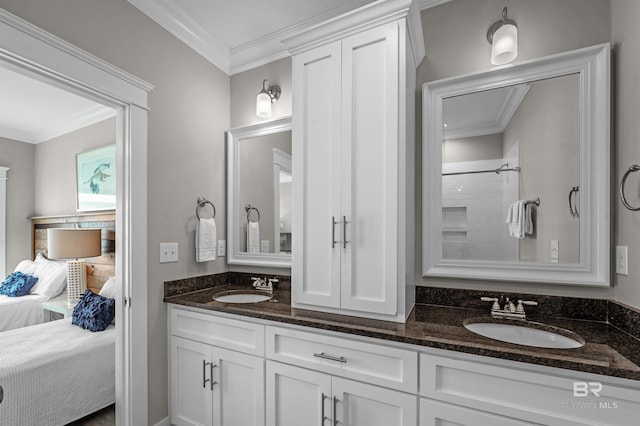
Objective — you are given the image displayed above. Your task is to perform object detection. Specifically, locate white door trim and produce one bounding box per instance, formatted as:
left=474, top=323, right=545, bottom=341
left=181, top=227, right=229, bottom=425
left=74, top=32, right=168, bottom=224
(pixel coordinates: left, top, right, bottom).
left=0, top=9, right=152, bottom=426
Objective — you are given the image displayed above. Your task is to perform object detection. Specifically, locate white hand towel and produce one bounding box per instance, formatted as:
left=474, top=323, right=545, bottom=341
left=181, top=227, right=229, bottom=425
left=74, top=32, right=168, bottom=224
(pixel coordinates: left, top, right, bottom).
left=524, top=203, right=533, bottom=235
left=196, top=218, right=217, bottom=262
left=247, top=221, right=260, bottom=254
left=506, top=200, right=526, bottom=239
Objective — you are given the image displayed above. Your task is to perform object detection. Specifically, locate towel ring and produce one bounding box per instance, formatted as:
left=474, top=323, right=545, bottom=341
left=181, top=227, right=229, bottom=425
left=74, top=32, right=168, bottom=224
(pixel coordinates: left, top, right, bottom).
left=196, top=197, right=216, bottom=220
left=568, top=186, right=580, bottom=218
left=620, top=165, right=640, bottom=211
left=245, top=204, right=260, bottom=223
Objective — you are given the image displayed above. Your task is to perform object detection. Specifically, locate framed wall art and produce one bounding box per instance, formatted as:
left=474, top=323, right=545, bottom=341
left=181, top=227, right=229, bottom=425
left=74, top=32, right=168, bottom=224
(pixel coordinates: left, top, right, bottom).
left=76, top=144, right=116, bottom=211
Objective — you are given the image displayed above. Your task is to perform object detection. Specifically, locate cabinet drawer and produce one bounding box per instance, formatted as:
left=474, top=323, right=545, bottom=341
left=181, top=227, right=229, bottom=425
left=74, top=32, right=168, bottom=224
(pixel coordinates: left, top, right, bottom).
left=170, top=307, right=264, bottom=356
left=420, top=398, right=536, bottom=426
left=420, top=353, right=640, bottom=426
left=266, top=326, right=417, bottom=393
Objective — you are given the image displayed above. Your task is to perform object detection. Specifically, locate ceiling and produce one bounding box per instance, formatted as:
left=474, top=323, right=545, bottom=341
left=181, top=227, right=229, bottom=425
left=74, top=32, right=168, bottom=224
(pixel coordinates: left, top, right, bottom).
left=0, top=66, right=115, bottom=144
left=0, top=0, right=449, bottom=144
left=127, top=0, right=449, bottom=75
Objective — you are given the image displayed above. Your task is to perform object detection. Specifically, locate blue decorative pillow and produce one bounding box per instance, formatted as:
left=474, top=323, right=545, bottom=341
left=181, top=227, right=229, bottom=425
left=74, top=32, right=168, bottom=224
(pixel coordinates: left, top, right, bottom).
left=0, top=272, right=39, bottom=297
left=71, top=289, right=115, bottom=332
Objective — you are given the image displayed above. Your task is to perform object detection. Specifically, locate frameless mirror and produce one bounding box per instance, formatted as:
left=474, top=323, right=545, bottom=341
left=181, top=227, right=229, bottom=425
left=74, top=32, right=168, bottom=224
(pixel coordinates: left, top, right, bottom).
left=227, top=117, right=292, bottom=267
left=422, top=44, right=610, bottom=286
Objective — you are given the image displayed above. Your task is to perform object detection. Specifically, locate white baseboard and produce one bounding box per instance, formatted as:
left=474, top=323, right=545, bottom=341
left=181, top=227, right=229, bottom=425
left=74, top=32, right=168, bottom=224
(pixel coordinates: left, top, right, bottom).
left=152, top=416, right=170, bottom=426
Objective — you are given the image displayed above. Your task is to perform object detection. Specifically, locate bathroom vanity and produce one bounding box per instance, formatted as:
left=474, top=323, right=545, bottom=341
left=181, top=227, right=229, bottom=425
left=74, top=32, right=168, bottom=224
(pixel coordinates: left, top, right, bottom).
left=165, top=280, right=640, bottom=426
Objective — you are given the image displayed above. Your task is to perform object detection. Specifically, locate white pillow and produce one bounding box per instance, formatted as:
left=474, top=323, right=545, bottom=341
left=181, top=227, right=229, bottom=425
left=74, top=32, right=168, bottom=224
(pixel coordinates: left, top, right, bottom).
left=99, top=276, right=117, bottom=299
left=14, top=259, right=38, bottom=276
left=30, top=254, right=68, bottom=299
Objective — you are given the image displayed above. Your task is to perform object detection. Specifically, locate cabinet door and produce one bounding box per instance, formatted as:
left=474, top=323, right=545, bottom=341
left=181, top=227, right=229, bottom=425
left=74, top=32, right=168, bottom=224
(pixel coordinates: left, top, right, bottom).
left=213, top=347, right=265, bottom=426
left=420, top=398, right=538, bottom=426
left=170, top=336, right=214, bottom=426
left=292, top=41, right=342, bottom=309
left=266, top=361, right=332, bottom=426
left=332, top=377, right=416, bottom=426
left=340, top=22, right=400, bottom=315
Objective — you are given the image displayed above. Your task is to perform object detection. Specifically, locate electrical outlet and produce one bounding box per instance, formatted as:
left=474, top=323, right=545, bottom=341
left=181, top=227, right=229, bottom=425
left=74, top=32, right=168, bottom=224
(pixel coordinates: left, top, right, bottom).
left=261, top=240, right=270, bottom=253
left=160, top=242, right=178, bottom=263
left=217, top=240, right=226, bottom=257
left=616, top=245, right=628, bottom=275
left=550, top=240, right=559, bottom=264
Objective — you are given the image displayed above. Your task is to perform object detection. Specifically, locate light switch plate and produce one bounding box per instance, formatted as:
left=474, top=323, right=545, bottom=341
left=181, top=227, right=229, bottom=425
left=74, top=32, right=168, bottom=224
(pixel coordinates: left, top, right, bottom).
left=160, top=242, right=178, bottom=263
left=217, top=240, right=226, bottom=257
left=616, top=245, right=628, bottom=275
left=550, top=240, right=559, bottom=264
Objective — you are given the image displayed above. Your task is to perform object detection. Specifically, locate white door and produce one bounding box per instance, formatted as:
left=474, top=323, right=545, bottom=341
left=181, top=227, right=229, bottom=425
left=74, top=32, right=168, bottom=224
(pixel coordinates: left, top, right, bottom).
left=332, top=377, right=416, bottom=426
left=419, top=399, right=538, bottom=426
left=292, top=41, right=343, bottom=309
left=170, top=337, right=214, bottom=426
left=266, top=361, right=332, bottom=426
left=213, top=347, right=265, bottom=426
left=340, top=22, right=400, bottom=315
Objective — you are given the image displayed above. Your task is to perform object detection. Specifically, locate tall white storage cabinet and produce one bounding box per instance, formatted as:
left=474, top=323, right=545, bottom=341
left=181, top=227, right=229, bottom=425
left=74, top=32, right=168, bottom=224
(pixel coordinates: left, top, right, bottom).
left=285, top=0, right=424, bottom=322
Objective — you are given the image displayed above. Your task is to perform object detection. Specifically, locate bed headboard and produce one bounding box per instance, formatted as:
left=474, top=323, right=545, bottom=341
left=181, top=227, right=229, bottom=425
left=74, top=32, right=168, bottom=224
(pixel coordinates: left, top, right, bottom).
left=30, top=212, right=116, bottom=293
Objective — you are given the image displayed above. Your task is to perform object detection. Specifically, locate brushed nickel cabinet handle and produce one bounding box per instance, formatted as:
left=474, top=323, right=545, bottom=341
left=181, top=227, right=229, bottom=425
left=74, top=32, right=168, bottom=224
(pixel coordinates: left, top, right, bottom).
left=202, top=360, right=210, bottom=388
left=321, top=392, right=329, bottom=424
left=313, top=352, right=347, bottom=363
left=343, top=216, right=348, bottom=249
left=332, top=216, right=338, bottom=248
left=333, top=396, right=339, bottom=426
left=210, top=363, right=218, bottom=390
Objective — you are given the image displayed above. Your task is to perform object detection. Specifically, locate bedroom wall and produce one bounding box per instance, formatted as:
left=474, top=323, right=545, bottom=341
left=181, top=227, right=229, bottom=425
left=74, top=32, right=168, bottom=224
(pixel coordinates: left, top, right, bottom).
left=415, top=0, right=617, bottom=300
left=0, top=136, right=34, bottom=272
left=34, top=117, right=116, bottom=216
left=0, top=0, right=230, bottom=423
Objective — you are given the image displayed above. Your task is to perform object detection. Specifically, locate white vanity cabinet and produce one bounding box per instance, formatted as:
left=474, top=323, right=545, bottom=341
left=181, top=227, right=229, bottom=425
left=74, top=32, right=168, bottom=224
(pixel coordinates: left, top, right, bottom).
left=169, top=308, right=265, bottom=426
left=266, top=354, right=417, bottom=426
left=286, top=0, right=424, bottom=322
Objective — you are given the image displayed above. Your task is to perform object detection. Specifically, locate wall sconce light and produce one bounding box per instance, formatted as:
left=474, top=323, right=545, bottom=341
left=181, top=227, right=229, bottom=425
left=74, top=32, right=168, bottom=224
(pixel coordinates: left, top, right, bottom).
left=487, top=6, right=518, bottom=65
left=256, top=79, right=281, bottom=119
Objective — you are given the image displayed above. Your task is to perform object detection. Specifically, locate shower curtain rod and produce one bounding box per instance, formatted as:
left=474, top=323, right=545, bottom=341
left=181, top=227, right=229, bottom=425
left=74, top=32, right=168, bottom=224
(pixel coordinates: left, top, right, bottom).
left=442, top=163, right=520, bottom=176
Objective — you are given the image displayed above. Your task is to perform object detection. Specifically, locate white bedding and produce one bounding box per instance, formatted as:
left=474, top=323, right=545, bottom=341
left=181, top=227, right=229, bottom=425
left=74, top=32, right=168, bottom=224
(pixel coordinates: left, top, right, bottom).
left=0, top=318, right=115, bottom=426
left=0, top=291, right=67, bottom=332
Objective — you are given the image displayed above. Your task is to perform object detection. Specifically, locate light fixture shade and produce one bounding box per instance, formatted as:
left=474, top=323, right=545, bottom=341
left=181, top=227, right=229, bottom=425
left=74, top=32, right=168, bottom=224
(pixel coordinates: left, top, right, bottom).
left=491, top=23, right=518, bottom=65
left=256, top=91, right=272, bottom=118
left=47, top=228, right=102, bottom=260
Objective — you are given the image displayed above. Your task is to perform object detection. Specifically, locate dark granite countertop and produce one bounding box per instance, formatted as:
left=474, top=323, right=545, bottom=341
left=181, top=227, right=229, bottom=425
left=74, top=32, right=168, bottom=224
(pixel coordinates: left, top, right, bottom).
left=164, top=283, right=640, bottom=382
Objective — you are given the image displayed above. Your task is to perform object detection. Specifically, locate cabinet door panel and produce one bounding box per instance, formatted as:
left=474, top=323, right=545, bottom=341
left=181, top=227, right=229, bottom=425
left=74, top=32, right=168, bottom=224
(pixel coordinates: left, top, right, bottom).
left=266, top=361, right=332, bottom=426
left=292, top=41, right=342, bottom=308
left=213, top=347, right=265, bottom=426
left=170, top=337, right=213, bottom=426
left=340, top=22, right=399, bottom=315
left=333, top=377, right=416, bottom=426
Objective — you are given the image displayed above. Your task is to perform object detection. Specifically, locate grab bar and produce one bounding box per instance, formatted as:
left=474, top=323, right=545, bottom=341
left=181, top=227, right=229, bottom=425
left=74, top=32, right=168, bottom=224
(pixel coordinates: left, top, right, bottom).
left=620, top=165, right=640, bottom=211
left=196, top=197, right=216, bottom=220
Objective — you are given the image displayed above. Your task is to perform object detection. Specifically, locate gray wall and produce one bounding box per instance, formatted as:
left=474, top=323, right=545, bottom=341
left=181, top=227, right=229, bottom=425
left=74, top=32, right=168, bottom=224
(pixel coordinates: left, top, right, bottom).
left=34, top=118, right=116, bottom=216
left=0, top=1, right=230, bottom=423
left=238, top=131, right=291, bottom=253
left=416, top=0, right=616, bottom=301
left=504, top=75, right=580, bottom=263
left=443, top=134, right=503, bottom=163
left=0, top=137, right=34, bottom=271
left=612, top=0, right=640, bottom=309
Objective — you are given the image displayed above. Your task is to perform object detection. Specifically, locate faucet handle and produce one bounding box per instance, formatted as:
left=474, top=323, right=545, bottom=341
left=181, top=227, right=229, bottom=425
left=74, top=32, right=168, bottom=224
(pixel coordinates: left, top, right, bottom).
left=481, top=297, right=500, bottom=311
left=516, top=300, right=538, bottom=313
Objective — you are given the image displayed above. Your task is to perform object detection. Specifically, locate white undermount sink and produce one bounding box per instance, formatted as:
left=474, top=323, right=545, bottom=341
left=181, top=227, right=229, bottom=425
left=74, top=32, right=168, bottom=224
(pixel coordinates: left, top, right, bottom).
left=213, top=291, right=272, bottom=304
left=464, top=320, right=584, bottom=349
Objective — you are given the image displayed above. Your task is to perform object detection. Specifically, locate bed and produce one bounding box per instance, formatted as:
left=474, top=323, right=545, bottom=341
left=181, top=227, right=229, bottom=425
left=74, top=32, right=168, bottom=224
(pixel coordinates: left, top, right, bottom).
left=0, top=212, right=115, bottom=333
left=0, top=291, right=67, bottom=332
left=0, top=318, right=115, bottom=426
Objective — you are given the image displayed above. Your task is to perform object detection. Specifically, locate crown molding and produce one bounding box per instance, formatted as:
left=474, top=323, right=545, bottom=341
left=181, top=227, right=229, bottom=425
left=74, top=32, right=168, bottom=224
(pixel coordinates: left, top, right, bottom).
left=127, top=0, right=452, bottom=75
left=34, top=104, right=116, bottom=144
left=127, top=0, right=231, bottom=74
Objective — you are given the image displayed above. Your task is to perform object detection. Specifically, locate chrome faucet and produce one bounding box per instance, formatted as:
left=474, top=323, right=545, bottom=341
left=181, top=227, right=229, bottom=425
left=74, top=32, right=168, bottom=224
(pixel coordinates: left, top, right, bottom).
left=481, top=296, right=538, bottom=320
left=251, top=276, right=279, bottom=292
